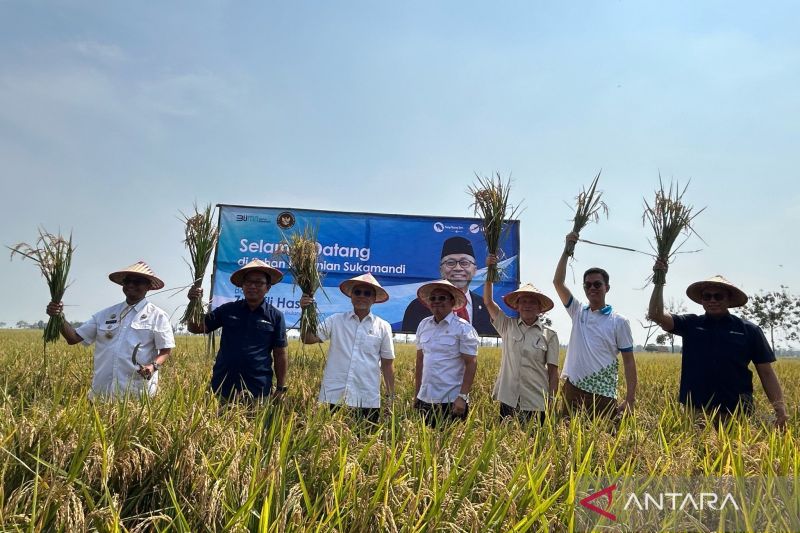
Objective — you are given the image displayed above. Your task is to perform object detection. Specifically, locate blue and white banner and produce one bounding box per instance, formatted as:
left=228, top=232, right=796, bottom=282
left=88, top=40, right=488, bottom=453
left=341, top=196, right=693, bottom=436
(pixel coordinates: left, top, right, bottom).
left=211, top=205, right=520, bottom=335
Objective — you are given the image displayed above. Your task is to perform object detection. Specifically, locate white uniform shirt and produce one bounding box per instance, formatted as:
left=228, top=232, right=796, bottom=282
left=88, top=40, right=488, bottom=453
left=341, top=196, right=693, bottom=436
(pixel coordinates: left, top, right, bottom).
left=415, top=312, right=479, bottom=404
left=76, top=299, right=175, bottom=398
left=492, top=312, right=560, bottom=411
left=561, top=296, right=633, bottom=398
left=317, top=311, right=395, bottom=408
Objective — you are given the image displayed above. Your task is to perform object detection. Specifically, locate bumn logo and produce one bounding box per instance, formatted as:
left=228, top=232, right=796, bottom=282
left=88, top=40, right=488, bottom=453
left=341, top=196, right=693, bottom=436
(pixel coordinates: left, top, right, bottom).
left=580, top=484, right=617, bottom=521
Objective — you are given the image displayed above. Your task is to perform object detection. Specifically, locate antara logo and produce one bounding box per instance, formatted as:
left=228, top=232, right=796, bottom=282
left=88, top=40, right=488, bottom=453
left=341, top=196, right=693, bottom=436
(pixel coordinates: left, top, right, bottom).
left=580, top=484, right=617, bottom=521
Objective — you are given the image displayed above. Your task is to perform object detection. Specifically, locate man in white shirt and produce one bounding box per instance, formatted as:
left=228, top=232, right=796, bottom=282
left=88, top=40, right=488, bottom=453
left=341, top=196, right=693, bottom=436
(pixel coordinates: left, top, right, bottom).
left=46, top=261, right=175, bottom=399
left=414, top=279, right=480, bottom=427
left=299, top=273, right=395, bottom=423
left=553, top=232, right=637, bottom=417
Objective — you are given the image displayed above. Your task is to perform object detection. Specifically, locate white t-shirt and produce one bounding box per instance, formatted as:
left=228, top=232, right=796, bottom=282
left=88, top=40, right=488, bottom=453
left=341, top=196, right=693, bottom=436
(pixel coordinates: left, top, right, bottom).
left=561, top=296, right=633, bottom=398
left=317, top=311, right=395, bottom=408
left=415, top=312, right=479, bottom=403
left=76, top=299, right=175, bottom=399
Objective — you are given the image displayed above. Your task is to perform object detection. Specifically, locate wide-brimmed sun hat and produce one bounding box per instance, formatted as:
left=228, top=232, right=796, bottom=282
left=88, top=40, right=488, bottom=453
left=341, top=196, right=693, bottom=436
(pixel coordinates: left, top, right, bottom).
left=108, top=261, right=164, bottom=290
left=417, top=279, right=467, bottom=310
left=230, top=259, right=284, bottom=287
left=339, top=272, right=389, bottom=303
left=502, top=283, right=555, bottom=313
left=686, top=275, right=748, bottom=308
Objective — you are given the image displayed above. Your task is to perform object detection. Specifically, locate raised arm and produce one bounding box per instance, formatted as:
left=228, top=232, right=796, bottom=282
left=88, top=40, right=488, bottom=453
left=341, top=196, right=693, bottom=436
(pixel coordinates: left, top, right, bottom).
left=647, top=260, right=674, bottom=331
left=553, top=232, right=578, bottom=306
left=482, top=254, right=501, bottom=321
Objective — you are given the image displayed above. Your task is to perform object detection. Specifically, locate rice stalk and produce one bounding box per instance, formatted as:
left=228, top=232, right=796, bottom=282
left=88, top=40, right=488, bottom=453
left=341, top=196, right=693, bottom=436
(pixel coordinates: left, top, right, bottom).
left=281, top=226, right=324, bottom=340
left=179, top=203, right=219, bottom=325
left=8, top=229, right=74, bottom=343
left=468, top=172, right=521, bottom=282
left=565, top=171, right=607, bottom=257
left=642, top=176, right=705, bottom=285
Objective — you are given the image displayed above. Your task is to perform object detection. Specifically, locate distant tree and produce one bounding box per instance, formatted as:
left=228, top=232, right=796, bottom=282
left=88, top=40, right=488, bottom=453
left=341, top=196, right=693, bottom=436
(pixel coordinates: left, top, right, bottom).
left=657, top=298, right=687, bottom=353
left=35, top=320, right=46, bottom=329
left=16, top=320, right=28, bottom=329
left=0, top=321, right=6, bottom=328
left=741, top=285, right=800, bottom=352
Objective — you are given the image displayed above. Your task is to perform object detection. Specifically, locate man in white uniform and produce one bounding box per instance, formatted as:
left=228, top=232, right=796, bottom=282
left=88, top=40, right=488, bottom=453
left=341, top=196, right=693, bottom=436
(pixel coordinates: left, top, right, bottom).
left=46, top=261, right=175, bottom=398
left=300, top=273, right=395, bottom=422
left=414, top=279, right=479, bottom=427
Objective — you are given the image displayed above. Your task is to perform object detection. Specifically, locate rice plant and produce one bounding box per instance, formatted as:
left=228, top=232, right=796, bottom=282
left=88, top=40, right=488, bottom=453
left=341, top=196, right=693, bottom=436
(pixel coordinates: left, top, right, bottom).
left=565, top=171, right=608, bottom=257
left=8, top=229, right=74, bottom=344
left=642, top=177, right=705, bottom=285
left=281, top=226, right=324, bottom=340
left=468, top=172, right=521, bottom=282
left=179, top=203, right=219, bottom=325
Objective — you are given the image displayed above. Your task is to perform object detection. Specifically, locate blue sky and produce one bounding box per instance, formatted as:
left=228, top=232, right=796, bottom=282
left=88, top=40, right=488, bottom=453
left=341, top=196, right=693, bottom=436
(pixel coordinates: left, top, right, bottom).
left=2, top=1, right=798, bottom=345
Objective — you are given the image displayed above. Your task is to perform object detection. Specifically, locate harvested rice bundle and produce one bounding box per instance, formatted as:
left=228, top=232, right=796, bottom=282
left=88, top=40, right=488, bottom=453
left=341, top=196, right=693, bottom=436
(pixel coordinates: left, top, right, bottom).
left=565, top=171, right=607, bottom=257
left=468, top=172, right=520, bottom=282
left=180, top=203, right=219, bottom=325
left=643, top=177, right=705, bottom=285
left=10, top=229, right=74, bottom=343
left=282, top=226, right=324, bottom=339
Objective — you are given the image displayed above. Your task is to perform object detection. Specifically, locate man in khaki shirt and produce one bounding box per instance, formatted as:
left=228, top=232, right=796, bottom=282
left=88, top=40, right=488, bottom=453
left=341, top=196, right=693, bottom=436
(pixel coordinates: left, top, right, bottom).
left=484, top=255, right=560, bottom=422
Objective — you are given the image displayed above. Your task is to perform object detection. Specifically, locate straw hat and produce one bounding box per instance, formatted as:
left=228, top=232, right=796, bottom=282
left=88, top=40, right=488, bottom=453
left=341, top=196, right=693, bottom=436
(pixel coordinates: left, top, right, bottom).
left=339, top=273, right=389, bottom=303
left=417, top=279, right=467, bottom=310
left=502, top=283, right=554, bottom=313
left=686, top=275, right=748, bottom=308
left=108, top=261, right=165, bottom=290
left=230, top=259, right=284, bottom=287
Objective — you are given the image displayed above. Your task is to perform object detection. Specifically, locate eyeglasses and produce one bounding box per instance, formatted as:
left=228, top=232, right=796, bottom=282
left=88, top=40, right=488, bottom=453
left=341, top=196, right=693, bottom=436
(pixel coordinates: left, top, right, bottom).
left=428, top=295, right=452, bottom=303
left=352, top=288, right=374, bottom=297
left=122, top=277, right=149, bottom=286
left=583, top=281, right=605, bottom=290
left=243, top=280, right=269, bottom=287
left=440, top=259, right=475, bottom=269
left=701, top=292, right=727, bottom=302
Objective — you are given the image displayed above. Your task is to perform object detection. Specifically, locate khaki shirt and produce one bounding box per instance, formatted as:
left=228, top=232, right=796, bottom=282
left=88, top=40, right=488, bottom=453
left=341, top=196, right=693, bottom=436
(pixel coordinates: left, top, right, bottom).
left=492, top=312, right=559, bottom=411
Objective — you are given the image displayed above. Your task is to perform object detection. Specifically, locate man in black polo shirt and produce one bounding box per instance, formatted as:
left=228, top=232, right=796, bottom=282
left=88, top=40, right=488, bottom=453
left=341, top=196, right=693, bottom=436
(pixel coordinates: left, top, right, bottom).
left=648, top=264, right=787, bottom=428
left=188, top=259, right=288, bottom=401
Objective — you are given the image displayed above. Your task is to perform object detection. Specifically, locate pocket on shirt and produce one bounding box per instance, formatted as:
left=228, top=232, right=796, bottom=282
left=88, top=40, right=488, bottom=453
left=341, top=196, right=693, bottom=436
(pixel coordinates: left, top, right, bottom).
left=363, top=334, right=383, bottom=353
left=130, top=321, right=154, bottom=342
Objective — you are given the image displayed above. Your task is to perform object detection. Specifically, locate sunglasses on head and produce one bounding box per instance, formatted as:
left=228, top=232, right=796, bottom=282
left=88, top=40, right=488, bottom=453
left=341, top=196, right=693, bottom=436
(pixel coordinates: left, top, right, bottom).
left=701, top=292, right=727, bottom=302
left=122, top=277, right=149, bottom=286
left=428, top=294, right=452, bottom=303
left=583, top=280, right=605, bottom=290
left=352, top=288, right=374, bottom=297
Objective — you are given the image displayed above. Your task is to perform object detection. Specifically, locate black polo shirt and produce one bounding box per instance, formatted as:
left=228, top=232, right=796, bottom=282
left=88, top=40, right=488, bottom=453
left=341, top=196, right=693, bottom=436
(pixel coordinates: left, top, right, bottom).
left=205, top=299, right=287, bottom=398
left=670, top=312, right=775, bottom=413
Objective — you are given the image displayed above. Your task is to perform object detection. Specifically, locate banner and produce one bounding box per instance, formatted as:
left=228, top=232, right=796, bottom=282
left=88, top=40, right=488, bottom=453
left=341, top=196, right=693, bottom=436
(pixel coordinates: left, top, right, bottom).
left=211, top=205, right=521, bottom=335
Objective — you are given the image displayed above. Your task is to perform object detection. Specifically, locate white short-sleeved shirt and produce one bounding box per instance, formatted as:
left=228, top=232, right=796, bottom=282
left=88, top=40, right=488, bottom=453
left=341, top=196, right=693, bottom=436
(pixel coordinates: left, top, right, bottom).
left=561, top=296, right=633, bottom=398
left=415, top=312, right=479, bottom=404
left=492, top=312, right=560, bottom=411
left=76, top=299, right=175, bottom=399
left=317, top=311, right=395, bottom=408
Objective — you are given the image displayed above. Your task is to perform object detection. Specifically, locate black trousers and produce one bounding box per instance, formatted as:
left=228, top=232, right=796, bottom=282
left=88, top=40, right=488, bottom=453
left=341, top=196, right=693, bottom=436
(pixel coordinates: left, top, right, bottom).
left=499, top=402, right=546, bottom=424
left=328, top=403, right=381, bottom=424
left=415, top=399, right=468, bottom=427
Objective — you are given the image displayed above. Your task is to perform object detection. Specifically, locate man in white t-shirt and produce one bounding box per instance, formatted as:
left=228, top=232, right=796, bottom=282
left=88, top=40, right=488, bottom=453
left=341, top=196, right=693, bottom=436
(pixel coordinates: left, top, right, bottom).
left=553, top=232, right=637, bottom=416
left=300, top=273, right=395, bottom=423
left=46, top=261, right=175, bottom=399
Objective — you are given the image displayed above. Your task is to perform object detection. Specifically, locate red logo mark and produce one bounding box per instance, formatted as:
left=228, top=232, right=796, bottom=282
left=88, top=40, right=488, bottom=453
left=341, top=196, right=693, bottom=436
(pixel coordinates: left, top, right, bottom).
left=579, top=484, right=617, bottom=521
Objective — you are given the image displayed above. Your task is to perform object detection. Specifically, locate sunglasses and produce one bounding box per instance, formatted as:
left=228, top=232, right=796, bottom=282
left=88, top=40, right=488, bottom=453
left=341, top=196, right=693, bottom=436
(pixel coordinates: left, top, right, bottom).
left=701, top=292, right=727, bottom=302
left=122, top=277, right=150, bottom=286
left=242, top=279, right=269, bottom=287
left=428, top=295, right=452, bottom=303
left=583, top=281, right=605, bottom=290
left=352, top=288, right=374, bottom=297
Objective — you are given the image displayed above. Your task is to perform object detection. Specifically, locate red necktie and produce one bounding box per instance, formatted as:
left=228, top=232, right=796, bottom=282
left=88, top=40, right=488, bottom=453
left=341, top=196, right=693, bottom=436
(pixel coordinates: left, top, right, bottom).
left=455, top=305, right=469, bottom=321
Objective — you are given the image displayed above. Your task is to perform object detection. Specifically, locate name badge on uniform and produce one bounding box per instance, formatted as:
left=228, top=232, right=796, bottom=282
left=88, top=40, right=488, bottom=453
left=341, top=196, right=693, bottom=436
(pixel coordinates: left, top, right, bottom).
left=105, top=320, right=118, bottom=325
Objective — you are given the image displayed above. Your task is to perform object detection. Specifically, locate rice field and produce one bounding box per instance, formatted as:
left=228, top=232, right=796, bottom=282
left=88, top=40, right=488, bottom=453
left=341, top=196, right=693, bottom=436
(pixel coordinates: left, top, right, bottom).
left=0, top=329, right=797, bottom=532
